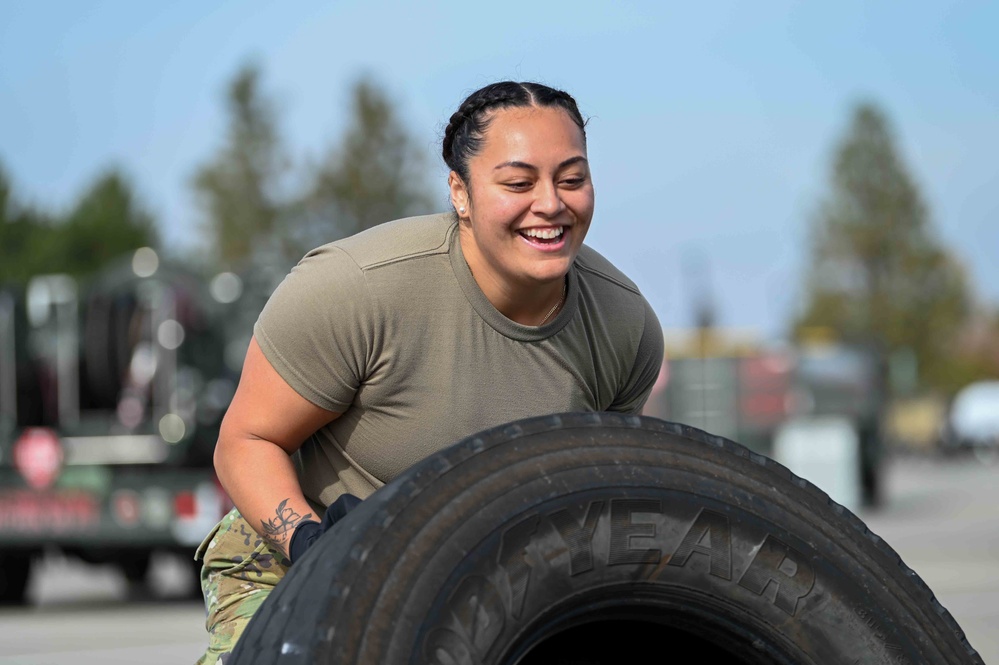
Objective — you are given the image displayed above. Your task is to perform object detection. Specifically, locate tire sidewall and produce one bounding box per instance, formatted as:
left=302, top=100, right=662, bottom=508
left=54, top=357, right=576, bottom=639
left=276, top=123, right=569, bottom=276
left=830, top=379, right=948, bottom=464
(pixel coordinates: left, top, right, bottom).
left=383, top=458, right=927, bottom=665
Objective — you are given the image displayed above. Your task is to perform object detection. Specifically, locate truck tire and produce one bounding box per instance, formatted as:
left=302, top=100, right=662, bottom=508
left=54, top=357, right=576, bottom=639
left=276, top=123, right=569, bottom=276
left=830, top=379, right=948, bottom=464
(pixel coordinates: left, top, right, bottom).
left=231, top=413, right=984, bottom=665
left=120, top=551, right=152, bottom=586
left=0, top=551, right=32, bottom=605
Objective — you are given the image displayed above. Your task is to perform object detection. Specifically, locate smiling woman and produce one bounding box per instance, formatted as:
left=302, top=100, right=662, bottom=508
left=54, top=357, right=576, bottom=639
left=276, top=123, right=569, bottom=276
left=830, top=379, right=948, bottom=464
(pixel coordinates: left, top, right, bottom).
left=450, top=103, right=593, bottom=324
left=443, top=83, right=595, bottom=326
left=194, top=81, right=663, bottom=663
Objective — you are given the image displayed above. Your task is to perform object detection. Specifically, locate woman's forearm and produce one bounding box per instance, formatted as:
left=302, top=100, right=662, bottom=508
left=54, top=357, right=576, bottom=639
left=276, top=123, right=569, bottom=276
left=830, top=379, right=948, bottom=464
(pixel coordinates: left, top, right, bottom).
left=214, top=435, right=316, bottom=559
left=213, top=336, right=340, bottom=557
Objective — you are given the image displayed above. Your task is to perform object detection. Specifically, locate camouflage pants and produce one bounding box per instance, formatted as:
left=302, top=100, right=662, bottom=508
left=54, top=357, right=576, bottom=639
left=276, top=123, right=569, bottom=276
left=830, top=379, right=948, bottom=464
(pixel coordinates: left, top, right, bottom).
left=194, top=507, right=290, bottom=665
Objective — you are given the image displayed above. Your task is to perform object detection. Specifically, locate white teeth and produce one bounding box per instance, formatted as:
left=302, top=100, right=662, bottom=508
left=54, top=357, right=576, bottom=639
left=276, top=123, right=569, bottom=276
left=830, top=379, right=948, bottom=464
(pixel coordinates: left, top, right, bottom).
left=522, top=227, right=564, bottom=240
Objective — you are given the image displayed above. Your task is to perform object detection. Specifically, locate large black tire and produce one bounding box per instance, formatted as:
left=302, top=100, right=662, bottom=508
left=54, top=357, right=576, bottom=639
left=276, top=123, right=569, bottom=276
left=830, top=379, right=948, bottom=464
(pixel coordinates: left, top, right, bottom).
left=231, top=413, right=983, bottom=664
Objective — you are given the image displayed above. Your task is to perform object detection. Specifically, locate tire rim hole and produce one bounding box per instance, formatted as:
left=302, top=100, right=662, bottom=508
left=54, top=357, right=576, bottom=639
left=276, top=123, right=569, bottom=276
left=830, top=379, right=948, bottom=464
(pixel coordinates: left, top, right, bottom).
left=516, top=619, right=761, bottom=664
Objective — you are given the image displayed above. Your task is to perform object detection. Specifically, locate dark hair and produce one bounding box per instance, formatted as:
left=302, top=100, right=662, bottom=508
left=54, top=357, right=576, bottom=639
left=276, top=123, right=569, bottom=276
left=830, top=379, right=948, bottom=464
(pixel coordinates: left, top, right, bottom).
left=442, top=81, right=587, bottom=185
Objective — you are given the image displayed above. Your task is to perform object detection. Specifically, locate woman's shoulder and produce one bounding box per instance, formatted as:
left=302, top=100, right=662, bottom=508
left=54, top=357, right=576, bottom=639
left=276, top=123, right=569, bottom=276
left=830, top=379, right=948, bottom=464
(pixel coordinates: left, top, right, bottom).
left=574, top=244, right=642, bottom=296
left=309, top=212, right=457, bottom=271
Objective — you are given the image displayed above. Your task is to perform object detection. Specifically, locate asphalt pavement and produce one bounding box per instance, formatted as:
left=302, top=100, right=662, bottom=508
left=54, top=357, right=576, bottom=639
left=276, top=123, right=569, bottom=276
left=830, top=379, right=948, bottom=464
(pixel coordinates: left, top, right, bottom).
left=858, top=454, right=999, bottom=664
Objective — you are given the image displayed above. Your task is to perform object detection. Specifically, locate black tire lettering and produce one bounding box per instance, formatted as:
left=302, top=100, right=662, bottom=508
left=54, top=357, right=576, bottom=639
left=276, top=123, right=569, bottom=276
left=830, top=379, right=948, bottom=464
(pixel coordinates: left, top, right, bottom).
left=608, top=499, right=661, bottom=566
left=444, top=574, right=506, bottom=657
left=547, top=500, right=603, bottom=576
left=496, top=514, right=539, bottom=620
left=423, top=626, right=475, bottom=665
left=738, top=535, right=815, bottom=616
left=667, top=508, right=732, bottom=580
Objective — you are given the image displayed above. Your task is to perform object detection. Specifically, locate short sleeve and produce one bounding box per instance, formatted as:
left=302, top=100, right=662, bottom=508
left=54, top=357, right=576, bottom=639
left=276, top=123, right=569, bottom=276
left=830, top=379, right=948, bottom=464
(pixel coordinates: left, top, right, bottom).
left=253, top=245, right=373, bottom=413
left=608, top=299, right=664, bottom=414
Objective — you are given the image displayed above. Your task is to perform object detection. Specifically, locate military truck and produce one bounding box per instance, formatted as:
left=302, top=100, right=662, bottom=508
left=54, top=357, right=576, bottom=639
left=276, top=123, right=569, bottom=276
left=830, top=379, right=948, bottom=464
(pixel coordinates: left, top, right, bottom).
left=0, top=248, right=279, bottom=604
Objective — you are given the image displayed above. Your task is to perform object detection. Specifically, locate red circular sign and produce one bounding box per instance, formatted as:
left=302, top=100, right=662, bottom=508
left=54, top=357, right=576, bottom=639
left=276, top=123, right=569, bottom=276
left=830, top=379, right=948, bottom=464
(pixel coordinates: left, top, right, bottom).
left=13, top=427, right=64, bottom=490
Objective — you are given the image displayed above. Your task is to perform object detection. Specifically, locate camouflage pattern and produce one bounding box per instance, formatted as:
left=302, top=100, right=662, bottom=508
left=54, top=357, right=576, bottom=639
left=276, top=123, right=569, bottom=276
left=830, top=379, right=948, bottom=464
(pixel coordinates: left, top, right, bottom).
left=195, top=507, right=290, bottom=664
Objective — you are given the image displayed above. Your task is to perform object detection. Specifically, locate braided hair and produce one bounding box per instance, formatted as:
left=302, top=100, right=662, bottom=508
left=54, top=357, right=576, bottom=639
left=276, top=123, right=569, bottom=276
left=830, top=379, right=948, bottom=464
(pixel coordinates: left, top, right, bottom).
left=442, top=82, right=587, bottom=187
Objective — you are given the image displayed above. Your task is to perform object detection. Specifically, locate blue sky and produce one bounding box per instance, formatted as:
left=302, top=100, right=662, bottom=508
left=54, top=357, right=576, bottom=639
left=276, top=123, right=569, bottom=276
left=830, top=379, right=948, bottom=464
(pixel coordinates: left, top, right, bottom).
left=1, top=1, right=996, bottom=339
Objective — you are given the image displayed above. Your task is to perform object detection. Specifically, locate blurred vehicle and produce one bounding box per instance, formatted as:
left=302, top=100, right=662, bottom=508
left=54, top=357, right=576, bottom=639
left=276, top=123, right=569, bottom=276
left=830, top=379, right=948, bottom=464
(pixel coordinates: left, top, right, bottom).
left=885, top=395, right=948, bottom=454
left=0, top=248, right=279, bottom=604
left=942, top=380, right=999, bottom=463
left=643, top=329, right=885, bottom=507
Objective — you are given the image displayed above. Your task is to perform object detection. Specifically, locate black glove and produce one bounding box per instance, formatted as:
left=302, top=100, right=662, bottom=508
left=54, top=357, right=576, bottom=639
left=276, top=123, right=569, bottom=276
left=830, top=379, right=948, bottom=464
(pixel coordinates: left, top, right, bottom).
left=288, top=493, right=363, bottom=564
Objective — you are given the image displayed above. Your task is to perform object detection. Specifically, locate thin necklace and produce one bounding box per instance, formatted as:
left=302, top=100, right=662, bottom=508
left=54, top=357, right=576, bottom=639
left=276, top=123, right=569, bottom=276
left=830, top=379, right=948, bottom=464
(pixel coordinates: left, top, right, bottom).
left=539, top=279, right=567, bottom=326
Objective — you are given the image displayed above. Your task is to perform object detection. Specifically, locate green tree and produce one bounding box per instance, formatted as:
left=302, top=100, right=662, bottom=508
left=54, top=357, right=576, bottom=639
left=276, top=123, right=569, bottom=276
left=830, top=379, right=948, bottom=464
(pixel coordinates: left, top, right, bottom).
left=193, top=63, right=290, bottom=266
left=193, top=67, right=434, bottom=265
left=295, top=77, right=434, bottom=249
left=795, top=102, right=973, bottom=395
left=0, top=166, right=46, bottom=284
left=55, top=169, right=158, bottom=277
left=1, top=164, right=156, bottom=283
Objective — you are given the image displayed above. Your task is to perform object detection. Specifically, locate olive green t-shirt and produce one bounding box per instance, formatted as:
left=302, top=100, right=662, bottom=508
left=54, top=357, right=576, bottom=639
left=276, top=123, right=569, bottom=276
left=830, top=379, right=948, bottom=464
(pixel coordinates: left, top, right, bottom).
left=254, top=212, right=663, bottom=508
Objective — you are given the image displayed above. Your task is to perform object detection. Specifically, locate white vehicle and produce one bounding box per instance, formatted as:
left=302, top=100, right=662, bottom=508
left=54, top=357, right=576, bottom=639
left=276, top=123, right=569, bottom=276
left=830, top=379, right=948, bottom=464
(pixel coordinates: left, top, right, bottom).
left=945, top=380, right=999, bottom=463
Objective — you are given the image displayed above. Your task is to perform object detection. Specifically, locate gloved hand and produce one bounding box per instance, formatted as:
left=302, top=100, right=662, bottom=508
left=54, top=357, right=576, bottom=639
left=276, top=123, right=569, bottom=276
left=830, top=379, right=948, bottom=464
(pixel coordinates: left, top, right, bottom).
left=288, top=493, right=362, bottom=564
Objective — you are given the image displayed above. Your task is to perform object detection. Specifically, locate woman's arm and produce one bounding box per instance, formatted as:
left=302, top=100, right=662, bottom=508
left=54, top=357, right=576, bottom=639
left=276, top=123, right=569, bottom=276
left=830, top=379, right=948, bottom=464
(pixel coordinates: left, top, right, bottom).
left=608, top=298, right=664, bottom=414
left=214, top=336, right=341, bottom=558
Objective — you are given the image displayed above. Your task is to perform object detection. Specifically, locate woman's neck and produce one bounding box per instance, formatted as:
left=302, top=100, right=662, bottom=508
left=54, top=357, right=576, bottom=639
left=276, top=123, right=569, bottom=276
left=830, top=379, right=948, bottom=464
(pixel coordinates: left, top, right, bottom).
left=459, top=224, right=568, bottom=326
left=464, top=261, right=567, bottom=326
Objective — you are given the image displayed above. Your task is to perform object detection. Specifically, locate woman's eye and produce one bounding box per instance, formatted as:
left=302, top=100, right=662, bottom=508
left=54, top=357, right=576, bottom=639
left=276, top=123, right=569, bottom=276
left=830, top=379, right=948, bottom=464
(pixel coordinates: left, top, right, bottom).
left=505, top=181, right=532, bottom=190
left=561, top=177, right=586, bottom=187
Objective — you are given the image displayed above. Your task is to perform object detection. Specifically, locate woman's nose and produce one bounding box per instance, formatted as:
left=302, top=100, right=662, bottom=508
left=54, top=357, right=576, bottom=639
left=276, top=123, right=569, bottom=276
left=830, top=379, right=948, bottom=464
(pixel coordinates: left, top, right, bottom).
left=531, top=181, right=566, bottom=217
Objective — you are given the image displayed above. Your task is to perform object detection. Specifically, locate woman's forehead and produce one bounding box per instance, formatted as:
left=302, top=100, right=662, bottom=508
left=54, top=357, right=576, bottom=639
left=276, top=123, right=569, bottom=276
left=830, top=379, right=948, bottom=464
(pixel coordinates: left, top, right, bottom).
left=476, top=106, right=587, bottom=165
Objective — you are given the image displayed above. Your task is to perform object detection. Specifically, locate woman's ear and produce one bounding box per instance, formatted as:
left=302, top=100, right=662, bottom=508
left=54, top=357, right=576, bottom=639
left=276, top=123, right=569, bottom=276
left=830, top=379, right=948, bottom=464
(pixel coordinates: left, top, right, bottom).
left=448, top=172, right=469, bottom=219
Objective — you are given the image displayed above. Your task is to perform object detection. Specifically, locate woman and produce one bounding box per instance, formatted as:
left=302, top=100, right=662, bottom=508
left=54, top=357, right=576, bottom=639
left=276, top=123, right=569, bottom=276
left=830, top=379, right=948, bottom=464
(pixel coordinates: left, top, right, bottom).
left=195, top=81, right=663, bottom=663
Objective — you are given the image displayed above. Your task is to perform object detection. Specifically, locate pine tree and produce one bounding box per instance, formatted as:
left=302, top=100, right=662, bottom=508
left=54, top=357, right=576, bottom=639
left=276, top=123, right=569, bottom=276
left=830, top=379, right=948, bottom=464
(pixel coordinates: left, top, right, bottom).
left=795, top=103, right=972, bottom=394
left=295, top=77, right=434, bottom=249
left=193, top=68, right=433, bottom=266
left=193, top=63, right=290, bottom=266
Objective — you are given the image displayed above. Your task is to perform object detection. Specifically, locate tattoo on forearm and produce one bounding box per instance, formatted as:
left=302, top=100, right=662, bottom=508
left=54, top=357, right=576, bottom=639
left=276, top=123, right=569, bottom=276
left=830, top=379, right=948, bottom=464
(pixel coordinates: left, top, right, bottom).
left=261, top=499, right=312, bottom=552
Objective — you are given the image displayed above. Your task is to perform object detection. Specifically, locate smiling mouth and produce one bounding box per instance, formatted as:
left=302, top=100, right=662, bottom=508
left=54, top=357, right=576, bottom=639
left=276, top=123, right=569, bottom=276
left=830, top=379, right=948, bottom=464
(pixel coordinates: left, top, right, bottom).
left=519, top=226, right=565, bottom=245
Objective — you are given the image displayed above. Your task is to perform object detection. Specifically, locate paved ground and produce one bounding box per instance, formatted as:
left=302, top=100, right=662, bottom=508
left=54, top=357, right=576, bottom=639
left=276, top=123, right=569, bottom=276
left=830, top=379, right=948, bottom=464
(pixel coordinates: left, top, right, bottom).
left=857, top=455, right=999, bottom=663
left=0, top=454, right=995, bottom=664
left=0, top=552, right=206, bottom=664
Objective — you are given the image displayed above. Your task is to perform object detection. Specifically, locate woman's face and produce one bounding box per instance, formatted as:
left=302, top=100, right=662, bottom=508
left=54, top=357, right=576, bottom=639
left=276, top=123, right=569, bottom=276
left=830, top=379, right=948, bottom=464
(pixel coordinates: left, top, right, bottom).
left=452, top=105, right=594, bottom=294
